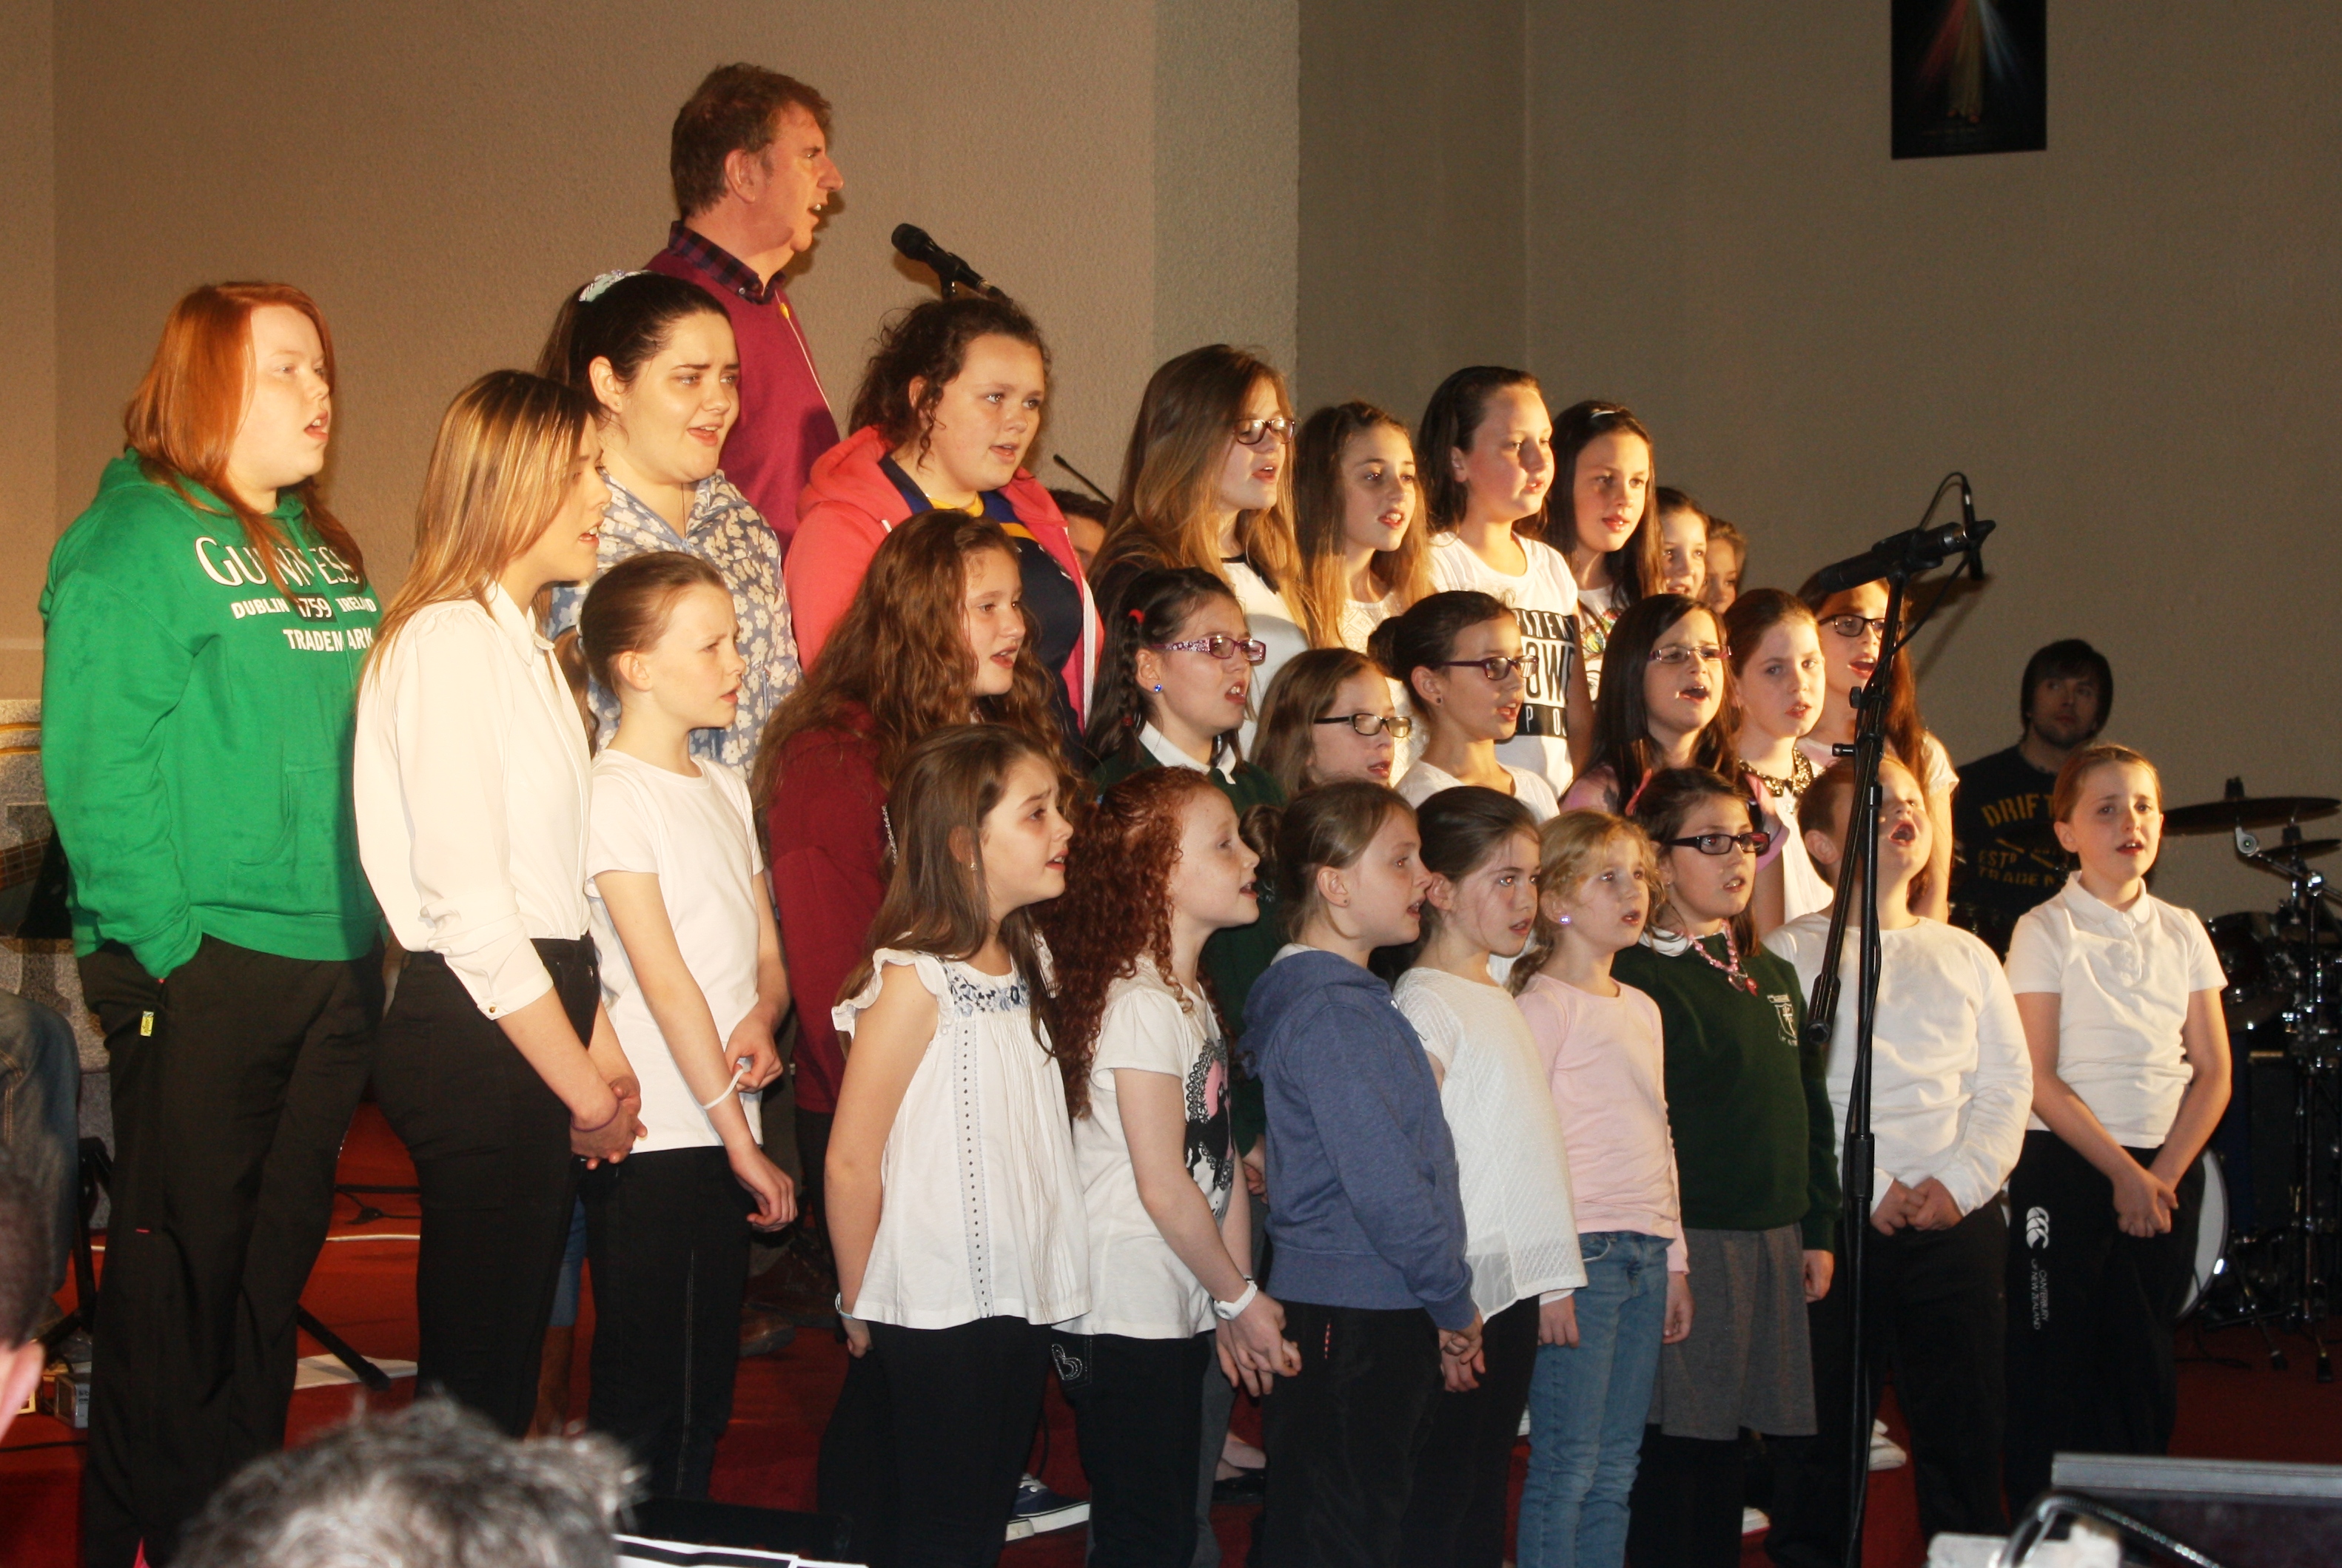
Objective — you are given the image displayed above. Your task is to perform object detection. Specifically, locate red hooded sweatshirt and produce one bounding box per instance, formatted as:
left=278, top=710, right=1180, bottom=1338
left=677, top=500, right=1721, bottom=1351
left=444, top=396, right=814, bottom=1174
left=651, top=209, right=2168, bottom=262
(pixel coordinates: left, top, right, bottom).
left=785, top=425, right=1099, bottom=726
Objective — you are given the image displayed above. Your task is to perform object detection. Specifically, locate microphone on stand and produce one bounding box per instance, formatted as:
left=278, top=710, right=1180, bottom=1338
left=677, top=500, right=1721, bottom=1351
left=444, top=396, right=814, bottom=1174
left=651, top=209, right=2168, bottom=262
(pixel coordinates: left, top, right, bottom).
left=1808, top=515, right=1995, bottom=596
left=891, top=223, right=999, bottom=298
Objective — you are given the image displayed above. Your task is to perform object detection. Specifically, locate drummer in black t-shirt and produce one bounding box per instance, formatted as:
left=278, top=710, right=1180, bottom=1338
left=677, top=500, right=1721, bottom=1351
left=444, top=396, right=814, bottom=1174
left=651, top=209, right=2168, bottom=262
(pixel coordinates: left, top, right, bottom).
left=1951, top=639, right=2113, bottom=955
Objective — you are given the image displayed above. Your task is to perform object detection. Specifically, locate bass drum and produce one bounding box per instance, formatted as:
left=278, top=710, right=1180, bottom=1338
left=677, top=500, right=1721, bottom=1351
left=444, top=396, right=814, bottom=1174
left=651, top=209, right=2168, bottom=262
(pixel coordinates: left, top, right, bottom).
left=2181, top=1149, right=2230, bottom=1319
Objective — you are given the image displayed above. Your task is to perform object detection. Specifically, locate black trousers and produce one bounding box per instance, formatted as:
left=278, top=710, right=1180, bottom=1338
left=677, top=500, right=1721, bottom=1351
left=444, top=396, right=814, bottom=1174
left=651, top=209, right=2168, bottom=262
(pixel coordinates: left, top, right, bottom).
left=1398, top=1294, right=1538, bottom=1568
left=1258, top=1301, right=1442, bottom=1568
left=1053, top=1328, right=1217, bottom=1567
left=818, top=1314, right=1053, bottom=1568
left=77, top=936, right=379, bottom=1568
left=2004, top=1131, right=2201, bottom=1511
left=583, top=1144, right=753, bottom=1498
left=373, top=939, right=596, bottom=1437
left=1627, top=1430, right=1748, bottom=1567
left=1765, top=1203, right=2008, bottom=1568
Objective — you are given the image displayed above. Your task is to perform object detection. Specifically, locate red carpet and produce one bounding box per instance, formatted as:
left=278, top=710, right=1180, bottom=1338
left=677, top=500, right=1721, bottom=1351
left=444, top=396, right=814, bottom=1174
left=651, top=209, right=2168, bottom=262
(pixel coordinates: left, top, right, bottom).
left=6, top=1105, right=2338, bottom=1567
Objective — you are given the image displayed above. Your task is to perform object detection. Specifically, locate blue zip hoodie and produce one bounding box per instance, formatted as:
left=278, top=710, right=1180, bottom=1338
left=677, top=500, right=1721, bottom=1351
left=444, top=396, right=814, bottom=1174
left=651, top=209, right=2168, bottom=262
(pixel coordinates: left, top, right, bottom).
left=1245, top=947, right=1475, bottom=1330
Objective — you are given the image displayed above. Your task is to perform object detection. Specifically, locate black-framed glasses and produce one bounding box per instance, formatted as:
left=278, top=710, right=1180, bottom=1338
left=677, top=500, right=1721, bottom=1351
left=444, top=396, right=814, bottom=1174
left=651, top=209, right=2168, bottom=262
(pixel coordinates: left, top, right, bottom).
left=1232, top=415, right=1294, bottom=448
left=1647, top=643, right=1728, bottom=668
left=1151, top=633, right=1268, bottom=665
left=1822, top=613, right=1888, bottom=639
left=1437, top=656, right=1526, bottom=681
left=1314, top=712, right=1413, bottom=739
left=1661, top=830, right=1772, bottom=856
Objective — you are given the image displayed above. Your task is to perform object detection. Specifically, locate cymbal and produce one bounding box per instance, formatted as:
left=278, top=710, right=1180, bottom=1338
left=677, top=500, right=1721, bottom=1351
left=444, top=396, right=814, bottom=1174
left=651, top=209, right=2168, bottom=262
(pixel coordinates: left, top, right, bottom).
left=2162, top=795, right=2340, bottom=835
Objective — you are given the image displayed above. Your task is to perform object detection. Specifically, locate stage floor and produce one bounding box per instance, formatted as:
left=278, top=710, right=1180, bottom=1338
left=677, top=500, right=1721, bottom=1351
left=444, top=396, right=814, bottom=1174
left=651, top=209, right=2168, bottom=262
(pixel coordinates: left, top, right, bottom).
left=4, top=1105, right=2337, bottom=1568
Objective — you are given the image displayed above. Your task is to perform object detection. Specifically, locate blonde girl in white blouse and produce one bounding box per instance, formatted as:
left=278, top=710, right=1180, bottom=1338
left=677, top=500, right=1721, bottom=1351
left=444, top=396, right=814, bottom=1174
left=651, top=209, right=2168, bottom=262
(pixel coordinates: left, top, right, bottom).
left=355, top=370, right=645, bottom=1436
left=2000, top=744, right=2232, bottom=1509
left=818, top=724, right=1085, bottom=1566
left=1395, top=785, right=1586, bottom=1564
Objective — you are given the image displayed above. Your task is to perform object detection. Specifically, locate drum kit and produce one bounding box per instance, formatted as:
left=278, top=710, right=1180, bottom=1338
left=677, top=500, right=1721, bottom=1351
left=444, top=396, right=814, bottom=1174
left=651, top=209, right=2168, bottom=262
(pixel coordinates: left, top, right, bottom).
left=2166, top=781, right=2342, bottom=1378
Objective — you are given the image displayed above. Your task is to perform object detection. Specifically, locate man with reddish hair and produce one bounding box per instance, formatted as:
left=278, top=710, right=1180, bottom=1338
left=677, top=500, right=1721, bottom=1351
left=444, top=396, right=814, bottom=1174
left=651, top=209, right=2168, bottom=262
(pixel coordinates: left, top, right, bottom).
left=647, top=64, right=845, bottom=551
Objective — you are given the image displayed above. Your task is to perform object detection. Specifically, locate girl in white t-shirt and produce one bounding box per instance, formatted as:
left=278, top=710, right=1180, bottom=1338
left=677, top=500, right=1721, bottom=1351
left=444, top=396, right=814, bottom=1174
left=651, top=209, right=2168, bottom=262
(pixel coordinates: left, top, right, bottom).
left=1795, top=575, right=1958, bottom=921
left=819, top=725, right=1086, bottom=1565
left=1042, top=766, right=1302, bottom=1561
left=577, top=552, right=795, bottom=1497
left=1289, top=401, right=1432, bottom=652
left=2000, top=744, right=2232, bottom=1510
left=1374, top=593, right=1563, bottom=821
left=1725, top=590, right=1833, bottom=934
left=1252, top=647, right=1413, bottom=798
left=1551, top=401, right=1663, bottom=702
left=1395, top=787, right=1587, bottom=1565
left=1417, top=366, right=1591, bottom=787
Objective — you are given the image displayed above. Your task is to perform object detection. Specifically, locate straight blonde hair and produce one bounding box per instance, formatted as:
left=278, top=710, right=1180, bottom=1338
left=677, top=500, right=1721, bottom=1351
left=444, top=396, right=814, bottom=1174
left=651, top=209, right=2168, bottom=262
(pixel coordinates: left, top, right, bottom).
left=369, top=370, right=599, bottom=674
left=1513, top=811, right=1656, bottom=992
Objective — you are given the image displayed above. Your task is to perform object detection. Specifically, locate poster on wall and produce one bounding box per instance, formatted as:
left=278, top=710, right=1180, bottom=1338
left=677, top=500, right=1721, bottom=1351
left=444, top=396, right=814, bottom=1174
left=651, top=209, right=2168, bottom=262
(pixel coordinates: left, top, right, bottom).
left=1892, top=0, right=2046, bottom=158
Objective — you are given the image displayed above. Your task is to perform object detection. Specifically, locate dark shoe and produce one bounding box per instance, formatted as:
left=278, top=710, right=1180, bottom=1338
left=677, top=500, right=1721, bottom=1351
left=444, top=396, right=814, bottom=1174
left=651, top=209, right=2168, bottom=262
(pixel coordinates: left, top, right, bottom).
left=739, top=1304, right=799, bottom=1359
left=1005, top=1473, right=1089, bottom=1539
left=1212, top=1467, right=1266, bottom=1505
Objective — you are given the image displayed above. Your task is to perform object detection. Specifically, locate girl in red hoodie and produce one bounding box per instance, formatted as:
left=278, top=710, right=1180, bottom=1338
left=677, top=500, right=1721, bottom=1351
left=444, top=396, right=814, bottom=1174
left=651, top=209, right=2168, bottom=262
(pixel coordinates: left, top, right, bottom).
left=755, top=510, right=1064, bottom=1271
left=785, top=295, right=1098, bottom=748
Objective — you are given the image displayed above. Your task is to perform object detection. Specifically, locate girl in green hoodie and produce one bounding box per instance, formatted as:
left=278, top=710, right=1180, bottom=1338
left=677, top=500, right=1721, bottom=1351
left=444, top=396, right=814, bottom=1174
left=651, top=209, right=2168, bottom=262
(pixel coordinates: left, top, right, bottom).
left=41, top=283, right=384, bottom=1568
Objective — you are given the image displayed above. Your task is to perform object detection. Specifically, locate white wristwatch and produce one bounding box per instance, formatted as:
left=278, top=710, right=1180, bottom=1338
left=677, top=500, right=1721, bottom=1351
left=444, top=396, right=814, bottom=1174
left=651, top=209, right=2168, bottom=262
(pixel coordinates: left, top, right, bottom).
left=1212, top=1278, right=1259, bottom=1321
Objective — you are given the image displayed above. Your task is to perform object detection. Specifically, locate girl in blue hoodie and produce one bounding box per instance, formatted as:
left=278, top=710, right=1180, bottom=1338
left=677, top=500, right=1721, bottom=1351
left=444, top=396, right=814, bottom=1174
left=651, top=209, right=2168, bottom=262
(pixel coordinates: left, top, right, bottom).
left=1245, top=780, right=1477, bottom=1567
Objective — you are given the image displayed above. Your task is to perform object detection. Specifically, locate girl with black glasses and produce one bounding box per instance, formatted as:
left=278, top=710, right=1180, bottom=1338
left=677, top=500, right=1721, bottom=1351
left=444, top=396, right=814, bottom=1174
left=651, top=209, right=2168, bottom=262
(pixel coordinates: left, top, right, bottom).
left=1251, top=646, right=1413, bottom=799
left=1372, top=591, right=1562, bottom=821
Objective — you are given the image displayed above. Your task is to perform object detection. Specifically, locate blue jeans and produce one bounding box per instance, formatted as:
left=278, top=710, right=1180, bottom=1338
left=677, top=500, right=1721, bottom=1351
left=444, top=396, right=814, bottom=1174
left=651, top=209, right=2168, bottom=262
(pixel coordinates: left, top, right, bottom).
left=0, top=988, right=78, bottom=1298
left=1517, top=1231, right=1672, bottom=1568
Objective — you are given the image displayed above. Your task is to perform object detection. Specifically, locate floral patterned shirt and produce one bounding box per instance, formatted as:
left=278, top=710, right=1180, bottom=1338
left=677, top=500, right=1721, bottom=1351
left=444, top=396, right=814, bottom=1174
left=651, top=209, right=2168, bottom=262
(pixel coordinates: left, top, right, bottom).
left=548, top=472, right=800, bottom=770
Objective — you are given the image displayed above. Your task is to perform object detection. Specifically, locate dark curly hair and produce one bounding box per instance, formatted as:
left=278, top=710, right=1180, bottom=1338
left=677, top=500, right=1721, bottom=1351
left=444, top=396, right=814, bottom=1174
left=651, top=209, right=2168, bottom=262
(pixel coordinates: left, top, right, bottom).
left=1041, top=767, right=1229, bottom=1118
left=846, top=295, right=1050, bottom=462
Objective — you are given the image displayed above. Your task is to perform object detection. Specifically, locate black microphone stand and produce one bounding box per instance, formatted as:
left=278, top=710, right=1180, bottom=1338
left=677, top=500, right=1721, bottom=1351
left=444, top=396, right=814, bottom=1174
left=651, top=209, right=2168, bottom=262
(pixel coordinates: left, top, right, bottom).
left=1802, top=474, right=1987, bottom=1568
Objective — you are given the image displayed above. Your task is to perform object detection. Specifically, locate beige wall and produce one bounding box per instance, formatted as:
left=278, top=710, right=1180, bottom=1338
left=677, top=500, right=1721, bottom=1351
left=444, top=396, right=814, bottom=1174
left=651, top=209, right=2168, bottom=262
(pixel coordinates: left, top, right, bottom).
left=29, top=0, right=1295, bottom=663
left=0, top=0, right=56, bottom=701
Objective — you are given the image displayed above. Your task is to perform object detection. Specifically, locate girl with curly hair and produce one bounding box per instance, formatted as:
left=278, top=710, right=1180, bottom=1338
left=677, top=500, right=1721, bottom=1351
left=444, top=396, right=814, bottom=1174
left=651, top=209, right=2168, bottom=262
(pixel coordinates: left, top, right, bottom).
left=1042, top=767, right=1300, bottom=1564
left=756, top=511, right=1062, bottom=1259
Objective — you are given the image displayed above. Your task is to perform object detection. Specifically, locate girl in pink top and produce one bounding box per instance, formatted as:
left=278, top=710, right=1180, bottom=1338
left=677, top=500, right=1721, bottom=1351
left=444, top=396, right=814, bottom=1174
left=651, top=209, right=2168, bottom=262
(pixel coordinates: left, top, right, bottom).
left=1512, top=811, right=1687, bottom=1568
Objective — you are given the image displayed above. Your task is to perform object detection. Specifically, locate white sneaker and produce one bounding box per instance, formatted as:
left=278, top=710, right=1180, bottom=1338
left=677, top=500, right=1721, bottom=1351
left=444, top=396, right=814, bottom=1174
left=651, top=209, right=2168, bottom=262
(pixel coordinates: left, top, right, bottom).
left=1742, top=1507, right=1771, bottom=1535
left=1004, top=1473, right=1089, bottom=1540
left=1869, top=1417, right=1908, bottom=1471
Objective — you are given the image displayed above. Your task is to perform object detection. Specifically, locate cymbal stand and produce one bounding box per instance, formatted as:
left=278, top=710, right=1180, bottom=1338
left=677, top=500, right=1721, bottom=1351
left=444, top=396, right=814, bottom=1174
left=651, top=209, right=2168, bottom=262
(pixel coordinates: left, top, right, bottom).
left=2232, top=827, right=2341, bottom=1380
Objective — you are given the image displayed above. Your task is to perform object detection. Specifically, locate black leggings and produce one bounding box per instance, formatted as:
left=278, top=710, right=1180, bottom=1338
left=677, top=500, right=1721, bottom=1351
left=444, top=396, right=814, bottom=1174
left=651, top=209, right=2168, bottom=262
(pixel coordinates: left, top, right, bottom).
left=583, top=1145, right=753, bottom=1498
left=818, top=1314, right=1053, bottom=1567
left=374, top=938, right=597, bottom=1436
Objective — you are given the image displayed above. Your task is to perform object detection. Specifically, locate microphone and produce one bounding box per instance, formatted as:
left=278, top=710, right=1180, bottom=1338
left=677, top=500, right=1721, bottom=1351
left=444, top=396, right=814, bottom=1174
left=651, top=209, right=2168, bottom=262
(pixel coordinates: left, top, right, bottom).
left=1957, top=475, right=1993, bottom=582
left=891, top=223, right=996, bottom=297
left=1808, top=515, right=1994, bottom=596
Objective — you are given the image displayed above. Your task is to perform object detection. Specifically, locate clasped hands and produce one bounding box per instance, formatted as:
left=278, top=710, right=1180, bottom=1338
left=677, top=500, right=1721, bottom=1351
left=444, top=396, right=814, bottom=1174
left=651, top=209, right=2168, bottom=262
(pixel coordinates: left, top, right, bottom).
left=1871, top=1175, right=1964, bottom=1234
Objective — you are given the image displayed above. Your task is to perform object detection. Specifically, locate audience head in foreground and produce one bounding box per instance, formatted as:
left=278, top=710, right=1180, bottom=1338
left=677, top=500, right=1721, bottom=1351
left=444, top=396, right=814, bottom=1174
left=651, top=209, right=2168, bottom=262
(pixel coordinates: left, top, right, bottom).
left=174, top=1399, right=634, bottom=1568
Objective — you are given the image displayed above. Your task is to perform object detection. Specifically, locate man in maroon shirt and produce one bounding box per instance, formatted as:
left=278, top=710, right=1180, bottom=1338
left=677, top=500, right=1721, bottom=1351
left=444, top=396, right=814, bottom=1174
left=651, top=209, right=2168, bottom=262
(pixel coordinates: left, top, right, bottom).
left=648, top=64, right=845, bottom=551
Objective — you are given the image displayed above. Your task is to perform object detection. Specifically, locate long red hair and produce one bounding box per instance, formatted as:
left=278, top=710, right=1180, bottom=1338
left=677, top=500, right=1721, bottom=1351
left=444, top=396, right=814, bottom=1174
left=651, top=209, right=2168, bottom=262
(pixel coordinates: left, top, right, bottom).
left=123, top=283, right=365, bottom=592
left=1041, top=767, right=1225, bottom=1119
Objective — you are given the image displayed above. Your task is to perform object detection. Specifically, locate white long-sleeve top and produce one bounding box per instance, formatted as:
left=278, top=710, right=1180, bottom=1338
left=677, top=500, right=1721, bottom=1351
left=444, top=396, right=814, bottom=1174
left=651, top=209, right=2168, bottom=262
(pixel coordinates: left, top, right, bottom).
left=1763, top=912, right=2033, bottom=1219
left=355, top=584, right=591, bottom=1018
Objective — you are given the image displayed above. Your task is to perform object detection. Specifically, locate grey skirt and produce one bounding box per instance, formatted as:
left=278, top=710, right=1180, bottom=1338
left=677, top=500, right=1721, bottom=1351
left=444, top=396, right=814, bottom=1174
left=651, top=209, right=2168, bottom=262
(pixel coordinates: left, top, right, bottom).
left=1647, top=1222, right=1816, bottom=1440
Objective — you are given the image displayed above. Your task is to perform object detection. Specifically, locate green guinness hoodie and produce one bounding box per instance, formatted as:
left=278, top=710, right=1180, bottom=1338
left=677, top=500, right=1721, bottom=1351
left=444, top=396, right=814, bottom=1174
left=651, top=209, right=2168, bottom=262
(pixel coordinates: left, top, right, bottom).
left=40, top=455, right=383, bottom=978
